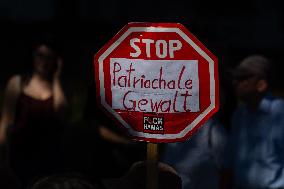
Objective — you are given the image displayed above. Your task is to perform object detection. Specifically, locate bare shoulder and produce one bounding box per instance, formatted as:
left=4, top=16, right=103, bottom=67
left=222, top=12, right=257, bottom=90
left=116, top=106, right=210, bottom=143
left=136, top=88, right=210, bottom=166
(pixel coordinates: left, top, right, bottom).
left=4, top=75, right=21, bottom=95
left=7, top=75, right=21, bottom=85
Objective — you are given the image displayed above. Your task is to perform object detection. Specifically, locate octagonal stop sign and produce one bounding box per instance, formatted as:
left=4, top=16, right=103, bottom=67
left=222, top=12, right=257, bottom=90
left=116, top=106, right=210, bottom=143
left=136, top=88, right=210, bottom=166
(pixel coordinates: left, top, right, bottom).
left=94, top=23, right=219, bottom=143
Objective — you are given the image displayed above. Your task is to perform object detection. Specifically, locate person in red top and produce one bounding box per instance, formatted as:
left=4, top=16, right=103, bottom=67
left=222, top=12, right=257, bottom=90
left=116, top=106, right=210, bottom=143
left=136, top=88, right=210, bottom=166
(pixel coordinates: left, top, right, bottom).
left=0, top=41, right=67, bottom=187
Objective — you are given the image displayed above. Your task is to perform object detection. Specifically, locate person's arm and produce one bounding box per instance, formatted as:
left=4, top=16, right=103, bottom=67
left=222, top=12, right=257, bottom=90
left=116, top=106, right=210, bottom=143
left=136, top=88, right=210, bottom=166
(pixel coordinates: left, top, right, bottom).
left=0, top=75, right=21, bottom=144
left=99, top=125, right=131, bottom=145
left=208, top=119, right=234, bottom=189
left=53, top=58, right=67, bottom=112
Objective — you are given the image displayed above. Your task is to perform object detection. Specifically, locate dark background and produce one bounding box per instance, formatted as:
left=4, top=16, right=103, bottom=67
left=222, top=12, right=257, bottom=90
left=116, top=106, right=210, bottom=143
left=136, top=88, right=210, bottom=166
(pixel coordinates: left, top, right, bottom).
left=0, top=0, right=284, bottom=118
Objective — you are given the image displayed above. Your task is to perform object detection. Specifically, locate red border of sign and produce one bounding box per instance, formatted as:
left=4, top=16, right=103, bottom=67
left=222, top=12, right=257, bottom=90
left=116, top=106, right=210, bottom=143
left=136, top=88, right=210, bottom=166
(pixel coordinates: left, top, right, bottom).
left=94, top=22, right=219, bottom=143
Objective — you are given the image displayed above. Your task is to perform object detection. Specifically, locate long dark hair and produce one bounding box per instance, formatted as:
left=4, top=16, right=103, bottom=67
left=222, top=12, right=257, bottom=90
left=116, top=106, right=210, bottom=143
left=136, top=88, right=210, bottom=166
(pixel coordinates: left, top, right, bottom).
left=22, top=35, right=60, bottom=85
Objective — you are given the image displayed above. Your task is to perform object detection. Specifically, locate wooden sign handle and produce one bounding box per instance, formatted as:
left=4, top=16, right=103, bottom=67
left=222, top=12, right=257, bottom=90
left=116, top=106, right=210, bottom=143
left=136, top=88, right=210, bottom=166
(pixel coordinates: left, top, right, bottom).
left=147, top=143, right=158, bottom=189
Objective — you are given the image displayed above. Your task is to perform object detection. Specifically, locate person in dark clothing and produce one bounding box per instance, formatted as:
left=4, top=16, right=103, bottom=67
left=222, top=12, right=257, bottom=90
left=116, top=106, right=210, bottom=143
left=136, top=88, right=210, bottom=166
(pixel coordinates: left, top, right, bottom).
left=84, top=83, right=146, bottom=178
left=0, top=42, right=67, bottom=187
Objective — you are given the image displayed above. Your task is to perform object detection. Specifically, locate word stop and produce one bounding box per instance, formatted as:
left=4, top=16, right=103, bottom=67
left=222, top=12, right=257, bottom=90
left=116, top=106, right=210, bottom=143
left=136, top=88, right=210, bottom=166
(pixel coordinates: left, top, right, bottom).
left=130, top=38, right=182, bottom=58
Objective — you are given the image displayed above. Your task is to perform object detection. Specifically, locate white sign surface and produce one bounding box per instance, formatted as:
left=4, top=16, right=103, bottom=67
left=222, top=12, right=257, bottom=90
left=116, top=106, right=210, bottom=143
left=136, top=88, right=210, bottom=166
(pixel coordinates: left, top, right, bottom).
left=110, top=58, right=200, bottom=113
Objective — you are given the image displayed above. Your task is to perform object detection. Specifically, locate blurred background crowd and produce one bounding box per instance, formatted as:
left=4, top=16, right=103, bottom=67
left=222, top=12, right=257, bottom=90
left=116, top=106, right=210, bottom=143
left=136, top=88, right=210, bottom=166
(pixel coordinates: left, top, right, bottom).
left=0, top=0, right=284, bottom=189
